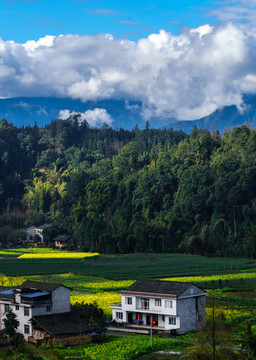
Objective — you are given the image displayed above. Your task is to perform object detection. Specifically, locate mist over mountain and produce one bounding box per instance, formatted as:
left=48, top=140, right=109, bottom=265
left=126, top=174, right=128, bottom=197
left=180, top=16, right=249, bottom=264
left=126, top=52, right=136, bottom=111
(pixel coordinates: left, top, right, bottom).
left=165, top=96, right=256, bottom=134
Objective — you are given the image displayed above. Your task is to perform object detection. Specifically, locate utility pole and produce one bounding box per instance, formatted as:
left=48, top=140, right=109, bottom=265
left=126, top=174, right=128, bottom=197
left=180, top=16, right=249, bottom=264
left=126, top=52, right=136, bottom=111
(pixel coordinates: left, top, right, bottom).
left=151, top=314, right=153, bottom=348
left=212, top=302, right=216, bottom=360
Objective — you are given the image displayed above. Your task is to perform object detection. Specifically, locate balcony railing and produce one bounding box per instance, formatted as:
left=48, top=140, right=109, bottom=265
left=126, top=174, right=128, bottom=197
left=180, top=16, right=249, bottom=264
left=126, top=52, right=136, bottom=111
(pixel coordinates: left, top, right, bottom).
left=21, top=298, right=52, bottom=306
left=0, top=295, right=14, bottom=302
left=136, top=305, right=149, bottom=310
left=111, top=302, right=122, bottom=308
left=136, top=306, right=162, bottom=312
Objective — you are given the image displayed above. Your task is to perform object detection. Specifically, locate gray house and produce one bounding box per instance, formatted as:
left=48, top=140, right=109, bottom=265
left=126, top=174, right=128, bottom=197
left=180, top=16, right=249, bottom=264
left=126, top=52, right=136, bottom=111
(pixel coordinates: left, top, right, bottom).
left=0, top=280, right=71, bottom=340
left=111, top=279, right=207, bottom=334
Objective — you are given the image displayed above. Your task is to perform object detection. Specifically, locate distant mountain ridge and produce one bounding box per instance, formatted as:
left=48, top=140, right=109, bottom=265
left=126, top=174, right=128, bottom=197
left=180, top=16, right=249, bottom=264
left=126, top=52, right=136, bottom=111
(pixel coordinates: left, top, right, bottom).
left=1, top=96, right=256, bottom=132
left=165, top=96, right=256, bottom=134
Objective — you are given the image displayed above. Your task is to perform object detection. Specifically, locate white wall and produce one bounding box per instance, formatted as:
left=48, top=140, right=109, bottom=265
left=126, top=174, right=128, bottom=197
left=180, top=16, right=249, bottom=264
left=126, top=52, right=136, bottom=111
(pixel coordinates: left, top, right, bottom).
left=122, top=295, right=136, bottom=312
left=0, top=303, right=33, bottom=340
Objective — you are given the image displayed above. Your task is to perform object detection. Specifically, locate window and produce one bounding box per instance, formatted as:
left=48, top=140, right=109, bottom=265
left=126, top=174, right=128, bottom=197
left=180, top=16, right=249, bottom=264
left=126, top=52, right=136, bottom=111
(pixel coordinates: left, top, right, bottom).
left=125, top=297, right=132, bottom=305
left=141, top=298, right=149, bottom=310
left=165, top=300, right=173, bottom=308
left=155, top=299, right=161, bottom=307
left=190, top=288, right=194, bottom=295
left=24, top=307, right=29, bottom=316
left=198, top=314, right=203, bottom=321
left=24, top=325, right=30, bottom=334
left=4, top=304, right=9, bottom=313
left=15, top=305, right=19, bottom=311
left=116, top=312, right=123, bottom=320
left=46, top=305, right=52, bottom=312
left=169, top=317, right=176, bottom=325
left=162, top=315, right=165, bottom=322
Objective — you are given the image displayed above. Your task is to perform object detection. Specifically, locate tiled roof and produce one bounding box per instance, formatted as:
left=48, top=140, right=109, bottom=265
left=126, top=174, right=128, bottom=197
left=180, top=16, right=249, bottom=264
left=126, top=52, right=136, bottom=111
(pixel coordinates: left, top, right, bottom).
left=36, top=223, right=52, bottom=230
left=32, top=312, right=91, bottom=336
left=23, top=225, right=36, bottom=230
left=16, top=280, right=69, bottom=292
left=0, top=286, right=13, bottom=292
left=122, top=279, right=203, bottom=297
left=53, top=234, right=71, bottom=242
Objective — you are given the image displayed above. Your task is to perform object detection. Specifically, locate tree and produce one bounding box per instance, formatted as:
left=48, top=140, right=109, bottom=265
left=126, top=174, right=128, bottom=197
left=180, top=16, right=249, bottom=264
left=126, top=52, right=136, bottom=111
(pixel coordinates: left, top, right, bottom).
left=242, top=324, right=256, bottom=359
left=3, top=309, right=19, bottom=337
left=72, top=301, right=106, bottom=334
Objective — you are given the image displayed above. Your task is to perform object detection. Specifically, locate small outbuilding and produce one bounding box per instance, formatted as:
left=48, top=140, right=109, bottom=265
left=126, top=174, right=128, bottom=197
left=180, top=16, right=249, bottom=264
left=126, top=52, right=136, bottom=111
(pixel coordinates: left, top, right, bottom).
left=30, top=312, right=93, bottom=346
left=53, top=234, right=71, bottom=249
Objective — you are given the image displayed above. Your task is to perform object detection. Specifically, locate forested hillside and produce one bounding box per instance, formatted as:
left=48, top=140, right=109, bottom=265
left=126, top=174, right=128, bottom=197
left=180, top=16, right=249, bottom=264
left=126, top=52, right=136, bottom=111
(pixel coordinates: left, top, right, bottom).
left=0, top=116, right=256, bottom=257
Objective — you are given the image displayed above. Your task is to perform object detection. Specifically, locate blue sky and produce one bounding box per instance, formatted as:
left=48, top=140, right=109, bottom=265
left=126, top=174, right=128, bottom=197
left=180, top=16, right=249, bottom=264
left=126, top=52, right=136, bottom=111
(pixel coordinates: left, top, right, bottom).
left=1, top=0, right=256, bottom=124
left=1, top=0, right=222, bottom=42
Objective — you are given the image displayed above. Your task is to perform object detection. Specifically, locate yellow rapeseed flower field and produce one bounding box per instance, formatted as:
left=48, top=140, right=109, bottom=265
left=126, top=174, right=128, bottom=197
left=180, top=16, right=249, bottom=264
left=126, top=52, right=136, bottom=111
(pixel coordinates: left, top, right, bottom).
left=206, top=307, right=249, bottom=321
left=161, top=272, right=256, bottom=282
left=0, top=251, right=23, bottom=256
left=71, top=292, right=121, bottom=316
left=80, top=280, right=134, bottom=292
left=18, top=252, right=99, bottom=259
left=0, top=248, right=100, bottom=259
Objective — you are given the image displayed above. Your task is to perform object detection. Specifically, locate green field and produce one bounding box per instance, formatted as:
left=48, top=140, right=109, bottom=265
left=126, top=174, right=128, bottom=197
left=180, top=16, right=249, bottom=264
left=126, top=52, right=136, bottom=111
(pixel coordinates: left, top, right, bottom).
left=0, top=252, right=255, bottom=279
left=0, top=249, right=256, bottom=359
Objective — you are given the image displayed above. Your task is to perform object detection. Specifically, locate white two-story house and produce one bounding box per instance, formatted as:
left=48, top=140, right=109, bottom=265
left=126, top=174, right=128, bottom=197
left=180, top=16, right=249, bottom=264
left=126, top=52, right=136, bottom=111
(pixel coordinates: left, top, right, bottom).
left=111, top=279, right=207, bottom=334
left=0, top=280, right=71, bottom=340
left=35, top=224, right=52, bottom=243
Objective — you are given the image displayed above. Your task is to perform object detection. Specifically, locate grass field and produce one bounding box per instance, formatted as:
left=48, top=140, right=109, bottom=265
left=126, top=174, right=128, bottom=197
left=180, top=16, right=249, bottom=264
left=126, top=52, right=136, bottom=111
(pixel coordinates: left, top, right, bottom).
left=0, top=251, right=255, bottom=278
left=55, top=335, right=189, bottom=360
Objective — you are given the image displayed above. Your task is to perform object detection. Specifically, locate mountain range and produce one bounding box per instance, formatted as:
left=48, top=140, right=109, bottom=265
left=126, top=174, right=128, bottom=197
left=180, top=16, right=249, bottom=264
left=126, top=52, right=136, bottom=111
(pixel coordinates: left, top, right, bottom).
left=0, top=96, right=256, bottom=133
left=165, top=95, right=256, bottom=134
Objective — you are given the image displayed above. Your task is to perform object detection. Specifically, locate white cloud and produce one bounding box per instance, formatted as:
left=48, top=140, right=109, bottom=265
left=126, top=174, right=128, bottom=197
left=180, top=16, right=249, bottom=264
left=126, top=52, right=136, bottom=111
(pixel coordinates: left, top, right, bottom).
left=58, top=108, right=113, bottom=127
left=0, top=23, right=256, bottom=120
left=125, top=100, right=140, bottom=112
left=207, top=1, right=256, bottom=24
left=23, top=35, right=56, bottom=53
left=13, top=101, right=48, bottom=116
left=190, top=24, right=213, bottom=38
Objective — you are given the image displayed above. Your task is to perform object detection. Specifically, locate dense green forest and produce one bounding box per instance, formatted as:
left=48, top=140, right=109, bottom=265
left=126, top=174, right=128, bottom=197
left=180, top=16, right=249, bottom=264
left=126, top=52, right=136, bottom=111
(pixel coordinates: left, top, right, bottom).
left=0, top=116, right=256, bottom=257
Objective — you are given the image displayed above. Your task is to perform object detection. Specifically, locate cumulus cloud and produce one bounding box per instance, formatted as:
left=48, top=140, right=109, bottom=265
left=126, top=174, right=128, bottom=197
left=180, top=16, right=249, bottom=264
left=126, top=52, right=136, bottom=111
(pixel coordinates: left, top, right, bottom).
left=58, top=108, right=113, bottom=127
left=1, top=23, right=256, bottom=120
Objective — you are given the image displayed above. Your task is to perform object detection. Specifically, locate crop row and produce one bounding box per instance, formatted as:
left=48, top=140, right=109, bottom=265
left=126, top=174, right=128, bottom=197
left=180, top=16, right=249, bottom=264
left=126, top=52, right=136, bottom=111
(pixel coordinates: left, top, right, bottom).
left=161, top=271, right=256, bottom=283
left=58, top=335, right=188, bottom=360
left=75, top=280, right=134, bottom=292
